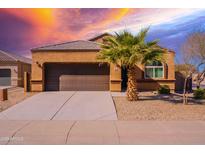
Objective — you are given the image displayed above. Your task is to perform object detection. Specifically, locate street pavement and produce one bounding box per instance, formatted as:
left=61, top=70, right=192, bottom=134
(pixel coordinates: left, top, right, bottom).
left=1, top=120, right=205, bottom=145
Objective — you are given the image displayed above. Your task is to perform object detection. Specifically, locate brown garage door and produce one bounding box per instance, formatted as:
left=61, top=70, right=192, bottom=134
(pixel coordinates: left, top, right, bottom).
left=0, top=69, right=11, bottom=86
left=45, top=63, right=109, bottom=91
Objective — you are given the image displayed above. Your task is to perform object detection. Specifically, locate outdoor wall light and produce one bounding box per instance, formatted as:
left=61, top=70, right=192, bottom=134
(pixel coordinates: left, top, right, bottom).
left=36, top=61, right=42, bottom=68
left=14, top=69, right=17, bottom=74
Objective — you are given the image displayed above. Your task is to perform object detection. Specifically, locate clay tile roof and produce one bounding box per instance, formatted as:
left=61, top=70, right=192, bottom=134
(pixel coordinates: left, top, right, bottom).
left=31, top=40, right=101, bottom=51
left=0, top=50, right=32, bottom=64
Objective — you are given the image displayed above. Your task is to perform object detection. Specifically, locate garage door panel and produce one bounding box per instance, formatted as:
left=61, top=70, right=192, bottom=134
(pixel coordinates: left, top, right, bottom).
left=59, top=75, right=109, bottom=91
left=60, top=75, right=109, bottom=83
left=60, top=84, right=109, bottom=91
left=60, top=85, right=109, bottom=91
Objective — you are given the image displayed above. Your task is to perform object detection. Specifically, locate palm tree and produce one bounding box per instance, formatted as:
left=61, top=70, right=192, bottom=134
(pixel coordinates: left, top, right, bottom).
left=97, top=28, right=164, bottom=101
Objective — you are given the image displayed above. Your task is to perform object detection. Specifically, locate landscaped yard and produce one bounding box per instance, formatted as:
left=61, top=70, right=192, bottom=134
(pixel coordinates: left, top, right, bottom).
left=113, top=92, right=205, bottom=120
left=2, top=88, right=205, bottom=121
left=0, top=87, right=37, bottom=112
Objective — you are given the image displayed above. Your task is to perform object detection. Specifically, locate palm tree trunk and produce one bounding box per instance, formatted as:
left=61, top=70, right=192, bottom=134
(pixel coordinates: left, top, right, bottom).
left=183, top=73, right=192, bottom=105
left=127, top=66, right=138, bottom=101
left=183, top=77, right=188, bottom=105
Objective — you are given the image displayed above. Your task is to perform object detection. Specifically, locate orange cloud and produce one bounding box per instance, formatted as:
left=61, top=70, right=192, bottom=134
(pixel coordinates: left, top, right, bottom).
left=94, top=8, right=133, bottom=27
left=1, top=9, right=59, bottom=43
left=0, top=9, right=136, bottom=46
left=2, top=8, right=56, bottom=27
left=75, top=8, right=135, bottom=38
left=28, top=8, right=135, bottom=43
left=109, top=8, right=132, bottom=21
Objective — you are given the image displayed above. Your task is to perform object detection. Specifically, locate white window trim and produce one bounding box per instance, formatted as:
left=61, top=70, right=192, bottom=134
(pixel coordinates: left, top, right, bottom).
left=144, top=64, right=164, bottom=79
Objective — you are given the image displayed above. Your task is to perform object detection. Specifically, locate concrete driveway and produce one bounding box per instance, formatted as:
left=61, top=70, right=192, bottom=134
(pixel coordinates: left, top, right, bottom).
left=0, top=91, right=117, bottom=120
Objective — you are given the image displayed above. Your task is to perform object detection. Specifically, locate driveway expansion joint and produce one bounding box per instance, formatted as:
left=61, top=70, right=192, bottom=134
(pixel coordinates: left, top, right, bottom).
left=114, top=121, right=121, bottom=144
left=50, top=92, right=76, bottom=120
left=6, top=121, right=31, bottom=145
left=65, top=121, right=77, bottom=144
left=110, top=92, right=119, bottom=118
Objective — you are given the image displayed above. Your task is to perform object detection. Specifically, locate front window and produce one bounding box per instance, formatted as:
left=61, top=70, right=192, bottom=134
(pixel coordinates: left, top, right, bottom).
left=145, top=61, right=164, bottom=78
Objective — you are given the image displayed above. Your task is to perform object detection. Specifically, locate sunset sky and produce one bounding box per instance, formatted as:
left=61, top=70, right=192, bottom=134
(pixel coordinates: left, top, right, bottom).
left=0, top=8, right=205, bottom=60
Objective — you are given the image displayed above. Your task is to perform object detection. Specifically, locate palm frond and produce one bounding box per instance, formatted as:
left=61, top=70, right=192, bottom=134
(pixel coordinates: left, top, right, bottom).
left=147, top=39, right=159, bottom=47
left=97, top=27, right=164, bottom=68
left=137, top=27, right=150, bottom=42
left=141, top=48, right=165, bottom=64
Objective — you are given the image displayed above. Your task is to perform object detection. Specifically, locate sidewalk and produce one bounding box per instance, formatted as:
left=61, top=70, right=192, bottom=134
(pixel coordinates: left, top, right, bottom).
left=1, top=120, right=205, bottom=144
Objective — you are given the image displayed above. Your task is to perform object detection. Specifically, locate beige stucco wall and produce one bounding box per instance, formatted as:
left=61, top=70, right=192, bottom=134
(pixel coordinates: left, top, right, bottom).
left=31, top=49, right=175, bottom=92
left=136, top=80, right=175, bottom=91
left=17, top=62, right=31, bottom=87
left=110, top=63, right=121, bottom=91
left=31, top=50, right=121, bottom=92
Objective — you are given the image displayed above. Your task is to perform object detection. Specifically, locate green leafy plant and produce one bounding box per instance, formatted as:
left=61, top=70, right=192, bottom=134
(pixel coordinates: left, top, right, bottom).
left=158, top=85, right=170, bottom=94
left=193, top=88, right=205, bottom=99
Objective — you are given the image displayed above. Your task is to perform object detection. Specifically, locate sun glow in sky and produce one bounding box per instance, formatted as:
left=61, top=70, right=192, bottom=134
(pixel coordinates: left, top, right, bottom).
left=0, top=8, right=204, bottom=59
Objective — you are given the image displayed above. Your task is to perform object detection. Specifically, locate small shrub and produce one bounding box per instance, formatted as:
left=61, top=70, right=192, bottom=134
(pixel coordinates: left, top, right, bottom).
left=193, top=88, right=205, bottom=99
left=158, top=85, right=170, bottom=94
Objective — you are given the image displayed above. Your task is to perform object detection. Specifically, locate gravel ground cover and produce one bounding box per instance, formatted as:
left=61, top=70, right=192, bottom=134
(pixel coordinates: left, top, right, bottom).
left=113, top=93, right=205, bottom=120
left=0, top=87, right=37, bottom=112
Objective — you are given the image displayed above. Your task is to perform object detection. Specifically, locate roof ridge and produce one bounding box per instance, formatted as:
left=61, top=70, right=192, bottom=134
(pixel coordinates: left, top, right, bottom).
left=31, top=40, right=100, bottom=51
left=0, top=50, right=17, bottom=61
left=0, top=49, right=32, bottom=64
left=31, top=40, right=82, bottom=50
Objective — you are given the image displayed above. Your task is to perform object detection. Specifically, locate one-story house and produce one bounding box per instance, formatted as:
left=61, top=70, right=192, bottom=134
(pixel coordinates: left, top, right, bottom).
left=30, top=33, right=175, bottom=92
left=0, top=50, right=31, bottom=87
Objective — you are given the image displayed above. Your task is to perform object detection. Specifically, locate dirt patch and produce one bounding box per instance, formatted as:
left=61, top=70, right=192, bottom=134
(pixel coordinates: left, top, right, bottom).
left=0, top=87, right=38, bottom=112
left=113, top=96, right=205, bottom=120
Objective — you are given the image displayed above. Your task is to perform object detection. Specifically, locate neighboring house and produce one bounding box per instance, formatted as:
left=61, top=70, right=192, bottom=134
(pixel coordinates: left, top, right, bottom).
left=192, top=73, right=205, bottom=89
left=175, top=72, right=192, bottom=92
left=0, top=50, right=31, bottom=87
left=30, top=33, right=175, bottom=92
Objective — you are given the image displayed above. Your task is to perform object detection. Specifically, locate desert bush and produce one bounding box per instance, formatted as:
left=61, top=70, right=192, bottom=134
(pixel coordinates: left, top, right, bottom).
left=193, top=88, right=205, bottom=99
left=158, top=85, right=170, bottom=94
